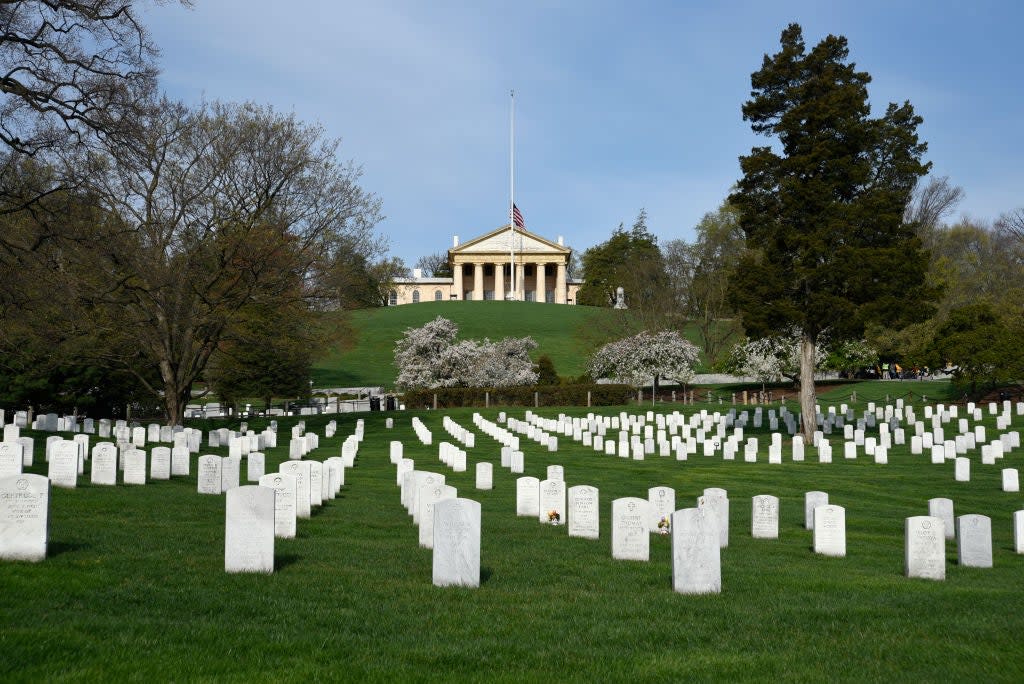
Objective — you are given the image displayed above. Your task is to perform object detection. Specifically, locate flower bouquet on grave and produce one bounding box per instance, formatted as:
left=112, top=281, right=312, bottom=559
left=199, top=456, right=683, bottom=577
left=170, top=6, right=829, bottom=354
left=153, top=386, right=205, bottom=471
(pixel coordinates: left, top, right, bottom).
left=657, top=516, right=671, bottom=534
left=548, top=509, right=562, bottom=525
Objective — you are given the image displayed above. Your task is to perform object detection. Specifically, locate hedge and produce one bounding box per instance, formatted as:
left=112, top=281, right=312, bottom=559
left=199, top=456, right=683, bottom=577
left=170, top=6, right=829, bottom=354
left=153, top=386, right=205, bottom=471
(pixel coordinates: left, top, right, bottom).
left=400, top=383, right=634, bottom=409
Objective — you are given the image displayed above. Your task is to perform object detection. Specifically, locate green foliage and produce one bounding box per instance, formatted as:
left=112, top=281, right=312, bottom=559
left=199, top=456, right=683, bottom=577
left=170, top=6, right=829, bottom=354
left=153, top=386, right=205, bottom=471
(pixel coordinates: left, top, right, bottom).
left=925, top=304, right=1023, bottom=394
left=535, top=354, right=559, bottom=385
left=577, top=209, right=668, bottom=312
left=729, top=24, right=934, bottom=344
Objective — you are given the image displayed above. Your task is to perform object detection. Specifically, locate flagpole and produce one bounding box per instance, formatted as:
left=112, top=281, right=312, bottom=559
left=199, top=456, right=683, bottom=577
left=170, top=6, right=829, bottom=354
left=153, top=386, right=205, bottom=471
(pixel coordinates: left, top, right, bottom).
left=509, top=89, right=515, bottom=301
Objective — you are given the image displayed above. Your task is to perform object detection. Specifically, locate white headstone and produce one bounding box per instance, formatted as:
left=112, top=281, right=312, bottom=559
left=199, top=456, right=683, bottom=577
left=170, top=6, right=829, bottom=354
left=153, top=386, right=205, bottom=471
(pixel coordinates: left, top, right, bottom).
left=279, top=460, right=312, bottom=519
left=671, top=507, right=721, bottom=594
left=0, top=473, right=49, bottom=561
left=171, top=446, right=190, bottom=476
left=150, top=446, right=171, bottom=480
left=1002, top=468, right=1019, bottom=493
left=418, top=483, right=457, bottom=548
left=956, top=514, right=992, bottom=567
left=954, top=457, right=970, bottom=482
left=751, top=494, right=780, bottom=539
left=90, top=442, right=117, bottom=485
left=224, top=485, right=275, bottom=574
left=432, top=498, right=481, bottom=588
left=805, top=491, right=828, bottom=530
left=539, top=479, right=566, bottom=525
left=474, top=462, right=492, bottom=490
left=516, top=476, right=540, bottom=517
left=700, top=489, right=730, bottom=548
left=123, top=449, right=146, bottom=485
left=1014, top=510, right=1024, bottom=554
left=567, top=485, right=599, bottom=539
left=611, top=497, right=650, bottom=561
left=258, top=473, right=296, bottom=539
left=221, top=456, right=241, bottom=492
left=197, top=455, right=222, bottom=495
left=905, top=516, right=945, bottom=580
left=247, top=453, right=266, bottom=482
left=928, top=498, right=955, bottom=540
left=648, top=486, right=675, bottom=534
left=48, top=442, right=79, bottom=488
left=0, top=442, right=23, bottom=478
left=813, top=505, right=846, bottom=557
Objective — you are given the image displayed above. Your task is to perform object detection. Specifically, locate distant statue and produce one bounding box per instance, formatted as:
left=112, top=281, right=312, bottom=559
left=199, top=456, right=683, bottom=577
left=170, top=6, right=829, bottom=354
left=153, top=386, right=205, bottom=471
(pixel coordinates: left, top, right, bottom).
left=614, top=286, right=628, bottom=309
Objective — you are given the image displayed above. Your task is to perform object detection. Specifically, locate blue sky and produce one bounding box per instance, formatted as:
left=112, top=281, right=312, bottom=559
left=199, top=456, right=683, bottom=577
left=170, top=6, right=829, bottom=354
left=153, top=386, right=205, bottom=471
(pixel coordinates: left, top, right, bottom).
left=144, top=1, right=1023, bottom=266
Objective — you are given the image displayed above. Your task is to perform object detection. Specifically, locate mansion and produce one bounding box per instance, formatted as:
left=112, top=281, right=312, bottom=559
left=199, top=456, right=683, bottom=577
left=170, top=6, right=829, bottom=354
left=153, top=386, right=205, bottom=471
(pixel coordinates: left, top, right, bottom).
left=390, top=225, right=583, bottom=305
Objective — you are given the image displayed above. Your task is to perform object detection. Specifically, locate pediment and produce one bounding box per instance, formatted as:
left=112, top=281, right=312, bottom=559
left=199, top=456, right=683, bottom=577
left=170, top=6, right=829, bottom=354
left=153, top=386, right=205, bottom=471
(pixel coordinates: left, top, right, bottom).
left=452, top=226, right=570, bottom=255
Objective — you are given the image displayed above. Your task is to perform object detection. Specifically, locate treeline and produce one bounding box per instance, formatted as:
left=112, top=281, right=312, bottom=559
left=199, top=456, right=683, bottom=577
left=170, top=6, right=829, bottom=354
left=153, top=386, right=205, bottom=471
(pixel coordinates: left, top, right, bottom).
left=0, top=2, right=389, bottom=422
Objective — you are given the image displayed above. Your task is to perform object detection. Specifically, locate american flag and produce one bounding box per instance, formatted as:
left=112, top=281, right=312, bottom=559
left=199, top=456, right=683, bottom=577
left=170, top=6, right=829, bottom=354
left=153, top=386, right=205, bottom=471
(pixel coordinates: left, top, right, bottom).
left=512, top=203, right=525, bottom=228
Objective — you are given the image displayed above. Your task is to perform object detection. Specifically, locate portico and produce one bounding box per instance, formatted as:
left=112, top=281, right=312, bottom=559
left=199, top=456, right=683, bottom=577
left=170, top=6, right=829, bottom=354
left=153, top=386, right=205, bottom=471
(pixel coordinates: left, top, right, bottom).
left=390, top=224, right=581, bottom=305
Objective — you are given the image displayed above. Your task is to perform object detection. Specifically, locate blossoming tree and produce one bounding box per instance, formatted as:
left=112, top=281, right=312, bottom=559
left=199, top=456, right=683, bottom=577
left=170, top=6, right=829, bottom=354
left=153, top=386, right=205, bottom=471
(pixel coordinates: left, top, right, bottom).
left=394, top=316, right=538, bottom=390
left=726, top=331, right=829, bottom=390
left=588, top=330, right=700, bottom=389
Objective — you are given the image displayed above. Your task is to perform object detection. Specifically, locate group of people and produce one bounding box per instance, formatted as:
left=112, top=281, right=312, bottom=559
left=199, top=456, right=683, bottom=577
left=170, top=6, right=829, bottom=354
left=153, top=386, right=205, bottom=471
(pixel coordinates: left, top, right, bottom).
left=878, top=362, right=930, bottom=380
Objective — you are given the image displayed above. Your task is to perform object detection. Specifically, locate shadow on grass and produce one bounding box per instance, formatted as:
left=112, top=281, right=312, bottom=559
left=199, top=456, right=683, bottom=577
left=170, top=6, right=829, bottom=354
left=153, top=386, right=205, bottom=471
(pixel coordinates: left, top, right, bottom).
left=481, top=566, right=493, bottom=584
left=48, top=540, right=89, bottom=557
left=275, top=554, right=301, bottom=571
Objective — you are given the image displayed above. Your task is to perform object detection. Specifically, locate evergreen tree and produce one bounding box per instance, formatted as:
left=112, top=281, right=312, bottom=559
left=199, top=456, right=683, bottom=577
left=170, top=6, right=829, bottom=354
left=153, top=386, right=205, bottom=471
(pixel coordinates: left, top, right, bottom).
left=729, top=23, right=934, bottom=439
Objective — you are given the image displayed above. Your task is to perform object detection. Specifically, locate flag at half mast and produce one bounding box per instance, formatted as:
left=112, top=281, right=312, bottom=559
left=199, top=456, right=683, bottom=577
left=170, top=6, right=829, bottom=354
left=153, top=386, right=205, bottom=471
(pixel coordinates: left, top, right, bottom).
left=512, top=203, right=525, bottom=229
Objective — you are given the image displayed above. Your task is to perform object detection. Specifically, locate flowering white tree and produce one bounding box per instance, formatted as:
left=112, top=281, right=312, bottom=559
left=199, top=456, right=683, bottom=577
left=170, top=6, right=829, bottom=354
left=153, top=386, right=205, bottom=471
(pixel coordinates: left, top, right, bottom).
left=826, top=339, right=878, bottom=376
left=727, top=330, right=829, bottom=388
left=588, top=330, right=700, bottom=388
left=394, top=316, right=538, bottom=389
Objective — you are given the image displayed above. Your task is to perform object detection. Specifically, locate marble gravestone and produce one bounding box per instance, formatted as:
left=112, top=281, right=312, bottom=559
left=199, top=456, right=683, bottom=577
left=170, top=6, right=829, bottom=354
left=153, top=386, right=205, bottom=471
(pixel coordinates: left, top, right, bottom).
left=648, top=486, right=675, bottom=534
left=700, top=488, right=729, bottom=548
left=538, top=479, right=566, bottom=525
left=956, top=514, right=992, bottom=568
left=475, top=462, right=492, bottom=490
left=567, top=485, right=599, bottom=539
left=90, top=443, right=117, bottom=485
left=0, top=473, right=49, bottom=561
left=432, top=498, right=481, bottom=588
left=1014, top=510, right=1024, bottom=554
left=905, top=516, right=945, bottom=580
left=150, top=446, right=171, bottom=480
left=418, top=483, right=457, bottom=549
left=171, top=446, right=190, bottom=477
left=813, top=505, right=846, bottom=557
left=258, top=472, right=296, bottom=539
left=671, top=507, right=721, bottom=594
left=927, top=498, right=955, bottom=540
left=611, top=497, right=650, bottom=561
left=221, top=456, right=241, bottom=493
left=279, top=461, right=312, bottom=519
left=123, top=449, right=146, bottom=485
left=751, top=494, right=780, bottom=539
left=224, top=485, right=275, bottom=574
left=0, top=442, right=22, bottom=478
left=48, top=442, right=79, bottom=489
left=197, top=455, right=222, bottom=495
left=805, top=491, right=828, bottom=530
left=516, top=476, right=540, bottom=517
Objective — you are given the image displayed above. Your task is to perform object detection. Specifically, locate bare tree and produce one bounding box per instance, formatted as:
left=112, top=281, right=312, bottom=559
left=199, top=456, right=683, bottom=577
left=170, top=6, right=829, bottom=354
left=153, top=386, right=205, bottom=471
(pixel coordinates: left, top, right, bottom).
left=995, top=208, right=1024, bottom=245
left=0, top=1, right=184, bottom=157
left=44, top=98, right=382, bottom=423
left=904, top=176, right=964, bottom=248
left=414, top=251, right=451, bottom=277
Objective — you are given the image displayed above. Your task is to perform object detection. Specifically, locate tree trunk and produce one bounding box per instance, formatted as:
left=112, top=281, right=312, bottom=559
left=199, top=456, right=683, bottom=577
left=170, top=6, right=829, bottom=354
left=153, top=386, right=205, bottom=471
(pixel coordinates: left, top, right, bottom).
left=163, top=384, right=190, bottom=426
left=800, top=332, right=817, bottom=443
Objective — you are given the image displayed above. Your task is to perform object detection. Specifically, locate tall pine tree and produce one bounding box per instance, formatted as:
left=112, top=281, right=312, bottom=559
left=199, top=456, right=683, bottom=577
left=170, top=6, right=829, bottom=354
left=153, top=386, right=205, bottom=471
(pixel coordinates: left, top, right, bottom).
left=729, top=24, right=934, bottom=440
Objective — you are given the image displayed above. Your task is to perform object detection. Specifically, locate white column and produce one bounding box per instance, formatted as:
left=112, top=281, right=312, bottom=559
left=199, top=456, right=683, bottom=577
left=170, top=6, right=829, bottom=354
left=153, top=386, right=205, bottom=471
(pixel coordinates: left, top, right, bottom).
left=473, top=262, right=484, bottom=301
left=494, top=262, right=505, bottom=301
left=453, top=262, right=463, bottom=300
left=555, top=261, right=566, bottom=304
left=515, top=262, right=525, bottom=301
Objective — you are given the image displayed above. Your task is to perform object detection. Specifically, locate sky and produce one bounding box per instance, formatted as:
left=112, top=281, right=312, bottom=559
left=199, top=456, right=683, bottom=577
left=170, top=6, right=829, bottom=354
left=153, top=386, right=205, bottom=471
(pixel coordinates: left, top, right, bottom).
left=143, top=0, right=1024, bottom=267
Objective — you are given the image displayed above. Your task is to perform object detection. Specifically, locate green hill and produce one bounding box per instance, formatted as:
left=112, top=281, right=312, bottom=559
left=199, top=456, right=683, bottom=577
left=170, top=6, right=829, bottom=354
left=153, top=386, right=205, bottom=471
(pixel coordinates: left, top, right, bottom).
left=313, top=302, right=638, bottom=388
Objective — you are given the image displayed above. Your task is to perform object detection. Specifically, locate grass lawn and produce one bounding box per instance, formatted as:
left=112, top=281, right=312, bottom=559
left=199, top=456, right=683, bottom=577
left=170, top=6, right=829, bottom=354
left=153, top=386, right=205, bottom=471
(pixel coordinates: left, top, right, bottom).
left=2, top=392, right=1023, bottom=681
left=311, top=302, right=731, bottom=388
